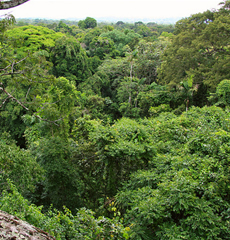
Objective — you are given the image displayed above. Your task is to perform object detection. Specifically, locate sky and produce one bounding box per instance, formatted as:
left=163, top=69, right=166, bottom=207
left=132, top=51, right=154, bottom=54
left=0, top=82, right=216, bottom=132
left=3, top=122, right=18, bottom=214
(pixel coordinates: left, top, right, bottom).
left=1, top=0, right=222, bottom=22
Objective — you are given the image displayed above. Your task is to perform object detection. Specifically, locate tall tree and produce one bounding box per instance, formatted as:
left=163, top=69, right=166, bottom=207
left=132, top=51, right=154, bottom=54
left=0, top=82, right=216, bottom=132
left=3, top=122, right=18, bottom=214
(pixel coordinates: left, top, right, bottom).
left=51, top=36, right=91, bottom=84
left=158, top=3, right=230, bottom=92
left=0, top=17, right=76, bottom=145
left=78, top=17, right=97, bottom=29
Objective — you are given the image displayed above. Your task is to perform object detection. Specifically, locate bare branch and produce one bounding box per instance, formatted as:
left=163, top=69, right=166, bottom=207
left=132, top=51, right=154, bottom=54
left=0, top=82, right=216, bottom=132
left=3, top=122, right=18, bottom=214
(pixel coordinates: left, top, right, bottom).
left=25, top=86, right=31, bottom=99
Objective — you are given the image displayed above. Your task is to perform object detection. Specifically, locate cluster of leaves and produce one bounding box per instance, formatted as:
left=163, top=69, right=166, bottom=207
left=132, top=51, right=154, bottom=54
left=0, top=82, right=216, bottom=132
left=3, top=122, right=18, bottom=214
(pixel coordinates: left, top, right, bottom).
left=158, top=1, right=230, bottom=93
left=0, top=181, right=130, bottom=240
left=0, top=132, right=43, bottom=195
left=6, top=25, right=64, bottom=52
left=116, top=106, right=230, bottom=239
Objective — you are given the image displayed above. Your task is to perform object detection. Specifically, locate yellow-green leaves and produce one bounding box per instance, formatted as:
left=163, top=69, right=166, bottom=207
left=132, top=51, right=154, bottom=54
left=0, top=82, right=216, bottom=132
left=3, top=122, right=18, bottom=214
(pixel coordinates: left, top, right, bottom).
left=6, top=25, right=64, bottom=53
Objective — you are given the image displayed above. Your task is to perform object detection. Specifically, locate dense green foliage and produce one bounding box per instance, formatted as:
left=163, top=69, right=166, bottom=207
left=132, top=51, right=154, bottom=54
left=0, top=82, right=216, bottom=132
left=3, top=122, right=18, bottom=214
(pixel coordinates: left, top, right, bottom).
left=159, top=1, right=230, bottom=94
left=1, top=1, right=230, bottom=239
left=0, top=181, right=130, bottom=239
left=0, top=133, right=43, bottom=194
left=117, top=106, right=230, bottom=239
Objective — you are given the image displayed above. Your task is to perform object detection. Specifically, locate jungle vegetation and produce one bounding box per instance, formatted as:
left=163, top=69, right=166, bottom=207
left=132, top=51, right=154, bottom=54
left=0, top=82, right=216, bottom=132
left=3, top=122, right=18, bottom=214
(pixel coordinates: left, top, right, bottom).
left=1, top=1, right=230, bottom=239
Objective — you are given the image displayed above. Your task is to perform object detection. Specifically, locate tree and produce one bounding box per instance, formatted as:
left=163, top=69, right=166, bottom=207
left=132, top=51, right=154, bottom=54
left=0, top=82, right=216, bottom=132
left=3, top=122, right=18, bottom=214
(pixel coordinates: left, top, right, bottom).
left=121, top=49, right=138, bottom=111
left=70, top=117, right=155, bottom=208
left=138, top=83, right=171, bottom=117
left=0, top=0, right=29, bottom=10
left=28, top=136, right=84, bottom=211
left=0, top=132, right=43, bottom=195
left=85, top=17, right=97, bottom=29
left=0, top=27, right=59, bottom=144
left=158, top=4, right=230, bottom=95
left=216, top=79, right=230, bottom=106
left=55, top=20, right=73, bottom=35
left=179, top=74, right=198, bottom=111
left=51, top=36, right=91, bottom=84
left=100, top=29, right=141, bottom=56
left=81, top=27, right=102, bottom=50
left=117, top=77, right=144, bottom=117
left=78, top=19, right=86, bottom=29
left=135, top=39, right=169, bottom=84
left=135, top=24, right=155, bottom=38
left=6, top=25, right=64, bottom=52
left=89, top=36, right=117, bottom=60
left=134, top=21, right=144, bottom=27
left=209, top=79, right=230, bottom=107
left=116, top=21, right=125, bottom=26
left=0, top=18, right=78, bottom=146
left=116, top=106, right=230, bottom=239
left=81, top=56, right=130, bottom=99
left=78, top=17, right=97, bottom=29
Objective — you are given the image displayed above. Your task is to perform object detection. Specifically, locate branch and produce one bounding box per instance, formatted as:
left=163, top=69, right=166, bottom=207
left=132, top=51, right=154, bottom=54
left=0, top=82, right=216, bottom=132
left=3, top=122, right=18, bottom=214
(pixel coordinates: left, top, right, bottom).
left=32, top=114, right=66, bottom=126
left=15, top=55, right=29, bottom=65
left=0, top=83, right=65, bottom=126
left=0, top=95, right=11, bottom=107
left=34, top=101, right=60, bottom=114
left=22, top=74, right=50, bottom=84
left=0, top=0, right=30, bottom=10
left=0, top=70, right=25, bottom=77
left=0, top=83, right=29, bottom=110
left=25, top=86, right=31, bottom=99
left=0, top=56, right=28, bottom=76
left=0, top=63, right=11, bottom=72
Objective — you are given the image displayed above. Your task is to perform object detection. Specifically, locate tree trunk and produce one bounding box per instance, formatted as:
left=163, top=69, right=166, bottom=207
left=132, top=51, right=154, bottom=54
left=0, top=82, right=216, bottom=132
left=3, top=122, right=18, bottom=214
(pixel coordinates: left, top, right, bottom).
left=185, top=98, right=189, bottom=112
left=0, top=0, right=30, bottom=10
left=128, top=62, right=133, bottom=105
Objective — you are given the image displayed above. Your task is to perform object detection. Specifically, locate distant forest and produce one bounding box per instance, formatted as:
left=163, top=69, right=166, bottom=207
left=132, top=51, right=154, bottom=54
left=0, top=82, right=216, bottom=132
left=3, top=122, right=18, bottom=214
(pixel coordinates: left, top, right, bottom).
left=15, top=17, right=175, bottom=34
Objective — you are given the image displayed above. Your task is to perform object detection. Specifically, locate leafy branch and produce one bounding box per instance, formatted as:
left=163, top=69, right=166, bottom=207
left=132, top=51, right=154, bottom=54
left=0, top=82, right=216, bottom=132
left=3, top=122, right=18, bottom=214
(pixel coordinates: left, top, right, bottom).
left=0, top=82, right=65, bottom=125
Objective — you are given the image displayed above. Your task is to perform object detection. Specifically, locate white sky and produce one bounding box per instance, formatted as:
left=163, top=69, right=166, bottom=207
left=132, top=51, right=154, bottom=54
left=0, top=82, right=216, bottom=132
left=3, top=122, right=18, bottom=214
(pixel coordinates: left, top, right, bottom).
left=1, top=0, right=222, bottom=21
